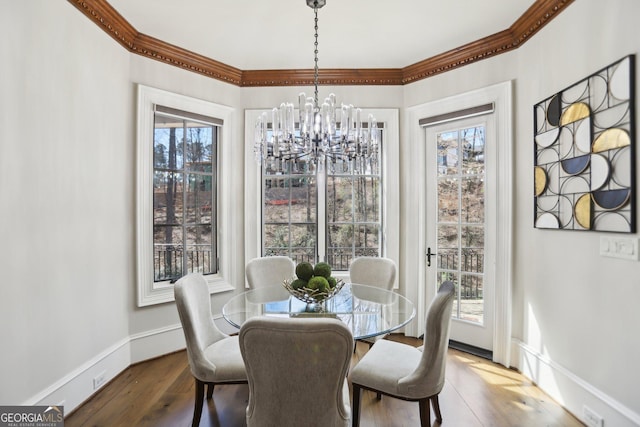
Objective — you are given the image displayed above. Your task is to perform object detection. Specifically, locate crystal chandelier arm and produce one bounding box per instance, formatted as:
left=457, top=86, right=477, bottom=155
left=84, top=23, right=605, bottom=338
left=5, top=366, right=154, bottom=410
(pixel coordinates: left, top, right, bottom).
left=298, top=93, right=307, bottom=131
left=302, top=102, right=314, bottom=137
left=355, top=108, right=362, bottom=146
left=271, top=107, right=280, bottom=157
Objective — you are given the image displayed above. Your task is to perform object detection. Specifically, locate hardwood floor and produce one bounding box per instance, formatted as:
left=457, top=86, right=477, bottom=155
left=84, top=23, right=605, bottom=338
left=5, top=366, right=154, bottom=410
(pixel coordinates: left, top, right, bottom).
left=65, top=335, right=583, bottom=427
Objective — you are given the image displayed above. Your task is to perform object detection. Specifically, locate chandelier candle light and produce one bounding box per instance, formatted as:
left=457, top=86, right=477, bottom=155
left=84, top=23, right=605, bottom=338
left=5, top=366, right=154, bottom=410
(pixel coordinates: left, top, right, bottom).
left=254, top=0, right=379, bottom=175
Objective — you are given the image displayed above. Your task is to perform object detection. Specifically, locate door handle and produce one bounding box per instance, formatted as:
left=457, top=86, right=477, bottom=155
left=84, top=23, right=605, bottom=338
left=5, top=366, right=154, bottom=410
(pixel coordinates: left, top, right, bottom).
left=426, top=247, right=437, bottom=267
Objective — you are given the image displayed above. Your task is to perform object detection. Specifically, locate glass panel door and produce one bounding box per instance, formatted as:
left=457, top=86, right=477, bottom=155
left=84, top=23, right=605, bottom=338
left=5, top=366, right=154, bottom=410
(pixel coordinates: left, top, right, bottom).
left=426, top=117, right=494, bottom=351
left=436, top=126, right=486, bottom=323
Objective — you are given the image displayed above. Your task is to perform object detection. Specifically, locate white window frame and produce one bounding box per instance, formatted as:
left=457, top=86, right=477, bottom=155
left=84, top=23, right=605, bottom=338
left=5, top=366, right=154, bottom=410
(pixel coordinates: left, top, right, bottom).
left=244, top=108, right=400, bottom=285
left=137, top=84, right=234, bottom=306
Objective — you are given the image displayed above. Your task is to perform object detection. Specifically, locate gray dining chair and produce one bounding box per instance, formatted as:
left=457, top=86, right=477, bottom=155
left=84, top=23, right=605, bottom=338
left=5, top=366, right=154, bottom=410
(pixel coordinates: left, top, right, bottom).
left=350, top=281, right=455, bottom=427
left=174, top=273, right=248, bottom=427
left=349, top=256, right=396, bottom=349
left=239, top=316, right=353, bottom=427
left=245, top=256, right=296, bottom=289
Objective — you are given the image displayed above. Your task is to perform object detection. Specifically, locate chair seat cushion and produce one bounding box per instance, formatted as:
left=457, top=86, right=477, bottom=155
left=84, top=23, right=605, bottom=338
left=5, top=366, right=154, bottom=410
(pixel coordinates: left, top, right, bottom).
left=350, top=339, right=422, bottom=398
left=198, top=336, right=246, bottom=383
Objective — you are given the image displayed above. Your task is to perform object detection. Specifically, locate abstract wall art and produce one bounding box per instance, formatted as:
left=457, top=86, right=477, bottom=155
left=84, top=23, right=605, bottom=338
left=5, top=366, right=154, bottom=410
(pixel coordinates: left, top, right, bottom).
left=533, top=55, right=636, bottom=232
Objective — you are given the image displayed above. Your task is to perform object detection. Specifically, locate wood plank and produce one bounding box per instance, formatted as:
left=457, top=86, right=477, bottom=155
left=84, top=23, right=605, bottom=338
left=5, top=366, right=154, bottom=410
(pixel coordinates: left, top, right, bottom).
left=65, top=336, right=583, bottom=426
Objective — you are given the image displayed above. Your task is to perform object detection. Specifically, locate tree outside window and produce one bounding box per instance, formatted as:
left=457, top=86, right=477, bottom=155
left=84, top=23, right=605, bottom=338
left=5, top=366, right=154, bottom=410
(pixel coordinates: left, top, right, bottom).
left=153, top=111, right=218, bottom=282
left=261, top=131, right=383, bottom=270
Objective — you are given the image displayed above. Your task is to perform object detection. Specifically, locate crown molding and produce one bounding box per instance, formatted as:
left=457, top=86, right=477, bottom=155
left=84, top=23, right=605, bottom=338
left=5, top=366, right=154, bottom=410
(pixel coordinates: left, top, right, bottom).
left=241, top=68, right=405, bottom=87
left=69, top=0, right=137, bottom=50
left=68, top=0, right=573, bottom=87
left=134, top=33, right=243, bottom=85
left=68, top=0, right=242, bottom=85
left=402, top=0, right=573, bottom=83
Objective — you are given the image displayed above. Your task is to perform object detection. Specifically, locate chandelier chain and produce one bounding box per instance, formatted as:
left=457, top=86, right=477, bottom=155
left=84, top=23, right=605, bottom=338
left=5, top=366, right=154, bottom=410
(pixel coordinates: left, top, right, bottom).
left=313, top=5, right=319, bottom=108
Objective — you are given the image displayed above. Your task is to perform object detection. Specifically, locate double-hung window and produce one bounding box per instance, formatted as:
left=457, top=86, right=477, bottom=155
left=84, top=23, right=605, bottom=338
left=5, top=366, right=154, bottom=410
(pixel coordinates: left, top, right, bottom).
left=245, top=108, right=399, bottom=275
left=152, top=106, right=219, bottom=282
left=137, top=85, right=234, bottom=306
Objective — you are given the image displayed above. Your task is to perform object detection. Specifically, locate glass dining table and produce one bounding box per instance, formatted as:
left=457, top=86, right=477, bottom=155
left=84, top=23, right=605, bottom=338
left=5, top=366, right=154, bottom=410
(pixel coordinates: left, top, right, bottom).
left=222, top=283, right=416, bottom=340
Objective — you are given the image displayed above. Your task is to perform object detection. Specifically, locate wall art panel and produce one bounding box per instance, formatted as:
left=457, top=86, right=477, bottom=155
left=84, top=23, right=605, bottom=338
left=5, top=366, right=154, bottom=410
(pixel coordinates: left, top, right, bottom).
left=533, top=55, right=636, bottom=233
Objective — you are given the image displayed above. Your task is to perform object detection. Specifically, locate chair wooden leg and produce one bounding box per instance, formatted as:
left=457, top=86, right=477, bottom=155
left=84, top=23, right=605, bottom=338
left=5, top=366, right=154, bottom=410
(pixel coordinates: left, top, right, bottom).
left=192, top=378, right=205, bottom=427
left=352, top=384, right=362, bottom=427
left=431, top=394, right=442, bottom=423
left=419, top=398, right=431, bottom=427
left=206, top=383, right=214, bottom=399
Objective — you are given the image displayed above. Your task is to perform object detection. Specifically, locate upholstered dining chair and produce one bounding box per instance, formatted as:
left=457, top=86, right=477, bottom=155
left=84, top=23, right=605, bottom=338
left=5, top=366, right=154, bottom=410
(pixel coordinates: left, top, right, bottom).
left=239, top=316, right=354, bottom=427
left=349, top=256, right=396, bottom=290
left=174, top=273, right=248, bottom=427
left=349, top=257, right=397, bottom=349
left=245, top=256, right=296, bottom=289
left=350, top=281, right=455, bottom=427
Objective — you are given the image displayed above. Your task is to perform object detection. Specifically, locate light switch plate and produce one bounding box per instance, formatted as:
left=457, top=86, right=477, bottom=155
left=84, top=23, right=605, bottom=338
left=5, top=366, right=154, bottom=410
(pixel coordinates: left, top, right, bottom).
left=600, top=236, right=639, bottom=261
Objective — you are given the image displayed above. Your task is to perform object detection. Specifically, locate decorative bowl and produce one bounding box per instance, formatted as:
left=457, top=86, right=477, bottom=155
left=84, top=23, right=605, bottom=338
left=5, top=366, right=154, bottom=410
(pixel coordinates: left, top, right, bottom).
left=282, top=278, right=345, bottom=305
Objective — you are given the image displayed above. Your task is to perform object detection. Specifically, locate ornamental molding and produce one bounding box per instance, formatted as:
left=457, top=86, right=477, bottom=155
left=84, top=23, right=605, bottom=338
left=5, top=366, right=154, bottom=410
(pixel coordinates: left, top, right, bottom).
left=68, top=0, right=573, bottom=87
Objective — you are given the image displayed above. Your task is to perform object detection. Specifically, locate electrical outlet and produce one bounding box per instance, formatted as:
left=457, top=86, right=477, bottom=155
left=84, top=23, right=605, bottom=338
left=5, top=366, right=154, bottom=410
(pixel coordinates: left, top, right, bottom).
left=93, top=371, right=106, bottom=390
left=583, top=405, right=604, bottom=427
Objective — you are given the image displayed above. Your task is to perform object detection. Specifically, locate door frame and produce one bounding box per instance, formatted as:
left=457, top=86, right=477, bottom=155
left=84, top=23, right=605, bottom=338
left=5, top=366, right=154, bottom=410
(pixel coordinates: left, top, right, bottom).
left=404, top=81, right=513, bottom=367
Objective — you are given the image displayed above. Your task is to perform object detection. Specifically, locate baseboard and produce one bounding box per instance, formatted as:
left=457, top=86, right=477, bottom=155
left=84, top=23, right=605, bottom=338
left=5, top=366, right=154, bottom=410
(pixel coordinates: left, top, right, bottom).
left=24, top=322, right=188, bottom=415
left=512, top=339, right=640, bottom=427
left=129, top=323, right=186, bottom=364
left=24, top=337, right=131, bottom=414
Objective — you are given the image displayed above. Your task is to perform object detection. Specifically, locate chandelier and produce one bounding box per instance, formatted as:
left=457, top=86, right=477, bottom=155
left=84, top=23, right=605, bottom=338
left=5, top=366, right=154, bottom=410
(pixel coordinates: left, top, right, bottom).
left=254, top=0, right=379, bottom=175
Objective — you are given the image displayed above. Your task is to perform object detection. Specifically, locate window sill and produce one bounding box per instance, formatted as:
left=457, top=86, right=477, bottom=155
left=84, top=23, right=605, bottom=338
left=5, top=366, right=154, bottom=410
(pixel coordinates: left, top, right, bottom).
left=138, top=274, right=234, bottom=307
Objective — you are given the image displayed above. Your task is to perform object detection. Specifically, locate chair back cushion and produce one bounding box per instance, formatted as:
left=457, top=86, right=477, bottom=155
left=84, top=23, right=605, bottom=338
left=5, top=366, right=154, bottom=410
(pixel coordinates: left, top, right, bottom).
left=239, top=317, right=353, bottom=427
left=399, top=281, right=455, bottom=397
left=174, top=273, right=227, bottom=380
left=348, top=257, right=396, bottom=289
left=246, top=256, right=296, bottom=289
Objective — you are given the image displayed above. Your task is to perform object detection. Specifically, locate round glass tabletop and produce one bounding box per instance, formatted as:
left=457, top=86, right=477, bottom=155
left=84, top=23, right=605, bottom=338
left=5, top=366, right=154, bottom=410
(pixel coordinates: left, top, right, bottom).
left=222, top=283, right=416, bottom=340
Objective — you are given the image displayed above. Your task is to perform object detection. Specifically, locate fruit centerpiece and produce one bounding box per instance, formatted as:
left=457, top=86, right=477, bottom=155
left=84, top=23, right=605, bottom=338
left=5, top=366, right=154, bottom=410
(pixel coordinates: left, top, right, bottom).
left=283, top=261, right=344, bottom=305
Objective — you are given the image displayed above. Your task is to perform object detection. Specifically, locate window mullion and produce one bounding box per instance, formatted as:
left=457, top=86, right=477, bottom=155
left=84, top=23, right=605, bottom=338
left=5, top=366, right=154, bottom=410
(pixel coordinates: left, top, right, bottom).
left=260, top=166, right=266, bottom=256
left=351, top=174, right=356, bottom=260
left=457, top=132, right=463, bottom=319
left=287, top=174, right=292, bottom=257
left=182, top=120, right=188, bottom=277
left=211, top=127, right=218, bottom=272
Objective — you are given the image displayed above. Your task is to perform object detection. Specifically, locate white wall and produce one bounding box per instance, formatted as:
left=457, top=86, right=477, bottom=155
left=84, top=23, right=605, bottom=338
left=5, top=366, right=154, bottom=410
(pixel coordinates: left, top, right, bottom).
left=126, top=56, right=247, bottom=361
left=514, top=1, right=640, bottom=424
left=402, top=0, right=640, bottom=424
left=2, top=0, right=639, bottom=425
left=0, top=0, right=133, bottom=409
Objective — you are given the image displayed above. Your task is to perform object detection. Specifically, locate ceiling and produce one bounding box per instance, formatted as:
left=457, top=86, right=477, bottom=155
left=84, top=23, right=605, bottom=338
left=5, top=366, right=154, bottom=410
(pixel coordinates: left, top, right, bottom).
left=108, top=0, right=536, bottom=70
left=69, top=0, right=573, bottom=86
